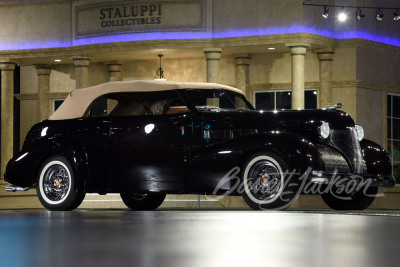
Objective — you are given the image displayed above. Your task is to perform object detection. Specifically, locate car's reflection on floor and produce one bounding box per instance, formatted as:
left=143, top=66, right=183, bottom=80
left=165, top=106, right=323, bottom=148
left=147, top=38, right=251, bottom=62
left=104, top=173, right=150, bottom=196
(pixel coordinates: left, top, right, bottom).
left=0, top=210, right=399, bottom=267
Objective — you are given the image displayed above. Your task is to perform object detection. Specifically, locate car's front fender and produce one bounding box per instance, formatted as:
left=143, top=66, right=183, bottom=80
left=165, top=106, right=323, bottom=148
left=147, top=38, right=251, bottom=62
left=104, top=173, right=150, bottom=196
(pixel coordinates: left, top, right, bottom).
left=184, top=132, right=324, bottom=193
left=361, top=139, right=392, bottom=175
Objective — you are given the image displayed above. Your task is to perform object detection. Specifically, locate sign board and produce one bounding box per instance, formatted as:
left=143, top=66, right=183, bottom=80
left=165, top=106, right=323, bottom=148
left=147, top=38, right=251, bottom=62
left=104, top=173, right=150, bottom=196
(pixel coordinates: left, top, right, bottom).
left=75, top=0, right=206, bottom=39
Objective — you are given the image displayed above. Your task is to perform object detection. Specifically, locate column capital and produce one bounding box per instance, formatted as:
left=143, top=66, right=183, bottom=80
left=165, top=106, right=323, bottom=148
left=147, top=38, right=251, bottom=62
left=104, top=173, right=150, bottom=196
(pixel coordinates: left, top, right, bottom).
left=35, top=66, right=51, bottom=76
left=235, top=54, right=251, bottom=66
left=286, top=43, right=310, bottom=56
left=204, top=48, right=222, bottom=60
left=285, top=43, right=311, bottom=48
left=315, top=48, right=335, bottom=61
left=70, top=56, right=92, bottom=67
left=0, top=62, right=16, bottom=71
left=107, top=64, right=123, bottom=72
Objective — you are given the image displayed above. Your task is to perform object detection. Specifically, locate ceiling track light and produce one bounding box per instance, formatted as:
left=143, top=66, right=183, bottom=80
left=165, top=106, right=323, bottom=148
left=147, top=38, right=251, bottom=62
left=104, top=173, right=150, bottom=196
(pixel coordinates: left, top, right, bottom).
left=303, top=1, right=400, bottom=22
left=394, top=9, right=400, bottom=21
left=356, top=8, right=365, bottom=21
left=376, top=8, right=384, bottom=21
left=322, top=5, right=329, bottom=19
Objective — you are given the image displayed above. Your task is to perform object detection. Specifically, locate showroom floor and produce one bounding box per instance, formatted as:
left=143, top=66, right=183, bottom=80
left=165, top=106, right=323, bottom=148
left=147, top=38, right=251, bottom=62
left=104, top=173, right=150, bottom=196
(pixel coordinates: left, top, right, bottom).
left=1, top=209, right=400, bottom=267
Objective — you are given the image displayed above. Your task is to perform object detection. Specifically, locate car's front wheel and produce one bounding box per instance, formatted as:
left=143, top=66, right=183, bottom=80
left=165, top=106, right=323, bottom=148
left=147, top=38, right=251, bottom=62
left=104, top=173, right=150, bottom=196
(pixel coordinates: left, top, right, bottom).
left=241, top=152, right=301, bottom=210
left=321, top=185, right=378, bottom=210
left=37, top=155, right=85, bottom=211
left=120, top=192, right=166, bottom=210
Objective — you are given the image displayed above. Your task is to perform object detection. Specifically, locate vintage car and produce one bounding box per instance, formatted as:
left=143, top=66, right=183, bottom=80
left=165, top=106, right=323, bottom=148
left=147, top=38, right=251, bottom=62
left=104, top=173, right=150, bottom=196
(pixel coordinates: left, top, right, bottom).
left=4, top=80, right=395, bottom=211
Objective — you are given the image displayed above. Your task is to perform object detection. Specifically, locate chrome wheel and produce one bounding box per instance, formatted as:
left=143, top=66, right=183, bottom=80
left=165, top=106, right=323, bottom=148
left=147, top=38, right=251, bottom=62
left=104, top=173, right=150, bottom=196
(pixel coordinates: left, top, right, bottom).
left=246, top=160, right=281, bottom=201
left=241, top=152, right=300, bottom=210
left=42, top=163, right=71, bottom=202
left=37, top=155, right=85, bottom=211
left=131, top=193, right=148, bottom=200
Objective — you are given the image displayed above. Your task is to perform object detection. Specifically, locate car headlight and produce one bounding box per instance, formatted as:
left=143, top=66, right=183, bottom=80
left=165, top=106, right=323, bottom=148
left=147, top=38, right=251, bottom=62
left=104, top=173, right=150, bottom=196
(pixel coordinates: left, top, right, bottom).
left=319, top=122, right=330, bottom=139
left=355, top=124, right=364, bottom=141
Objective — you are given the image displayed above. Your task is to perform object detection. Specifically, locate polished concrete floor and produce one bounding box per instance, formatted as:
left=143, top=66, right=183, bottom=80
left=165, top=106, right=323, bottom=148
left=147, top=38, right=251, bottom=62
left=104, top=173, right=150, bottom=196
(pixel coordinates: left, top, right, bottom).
left=1, top=210, right=400, bottom=267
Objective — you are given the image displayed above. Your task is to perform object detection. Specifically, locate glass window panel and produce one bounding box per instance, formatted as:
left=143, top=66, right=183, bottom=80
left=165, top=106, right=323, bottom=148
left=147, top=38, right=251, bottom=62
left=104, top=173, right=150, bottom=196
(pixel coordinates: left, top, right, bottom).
left=53, top=99, right=64, bottom=112
left=255, top=92, right=274, bottom=110
left=388, top=118, right=392, bottom=139
left=391, top=140, right=400, bottom=163
left=393, top=118, right=400, bottom=140
left=276, top=91, right=291, bottom=109
left=305, top=90, right=317, bottom=109
left=235, top=96, right=250, bottom=110
left=393, top=95, right=400, bottom=118
left=388, top=95, right=392, bottom=117
left=393, top=162, right=400, bottom=183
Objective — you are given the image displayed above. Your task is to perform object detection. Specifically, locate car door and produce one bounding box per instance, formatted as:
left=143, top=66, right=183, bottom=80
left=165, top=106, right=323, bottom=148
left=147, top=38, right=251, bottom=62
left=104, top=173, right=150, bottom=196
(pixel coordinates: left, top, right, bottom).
left=107, top=91, right=190, bottom=193
left=73, top=117, right=111, bottom=192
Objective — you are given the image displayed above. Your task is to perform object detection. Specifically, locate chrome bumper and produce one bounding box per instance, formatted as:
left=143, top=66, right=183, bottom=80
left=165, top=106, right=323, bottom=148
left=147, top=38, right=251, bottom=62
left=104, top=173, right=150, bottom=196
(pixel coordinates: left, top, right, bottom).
left=5, top=184, right=34, bottom=192
left=310, top=171, right=395, bottom=188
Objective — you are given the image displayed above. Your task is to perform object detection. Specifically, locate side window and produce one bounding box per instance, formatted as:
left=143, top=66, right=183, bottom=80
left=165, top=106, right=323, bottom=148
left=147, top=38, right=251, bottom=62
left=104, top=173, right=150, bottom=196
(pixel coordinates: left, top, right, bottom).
left=88, top=97, right=118, bottom=117
left=87, top=91, right=187, bottom=118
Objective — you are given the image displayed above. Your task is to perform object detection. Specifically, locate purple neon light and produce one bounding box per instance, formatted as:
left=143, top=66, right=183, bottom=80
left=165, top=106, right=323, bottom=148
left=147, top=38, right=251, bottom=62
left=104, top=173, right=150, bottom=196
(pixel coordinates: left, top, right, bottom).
left=1, top=24, right=400, bottom=50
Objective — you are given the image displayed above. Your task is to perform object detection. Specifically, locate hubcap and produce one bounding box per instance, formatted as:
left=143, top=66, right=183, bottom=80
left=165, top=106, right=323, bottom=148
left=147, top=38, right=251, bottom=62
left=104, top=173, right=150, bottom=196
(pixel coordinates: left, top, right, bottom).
left=132, top=193, right=148, bottom=201
left=42, top=164, right=70, bottom=201
left=247, top=160, right=281, bottom=200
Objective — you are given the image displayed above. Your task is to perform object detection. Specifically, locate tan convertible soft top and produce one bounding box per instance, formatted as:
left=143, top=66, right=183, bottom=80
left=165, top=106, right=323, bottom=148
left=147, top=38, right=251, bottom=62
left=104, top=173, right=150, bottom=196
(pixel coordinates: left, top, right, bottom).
left=49, top=80, right=244, bottom=120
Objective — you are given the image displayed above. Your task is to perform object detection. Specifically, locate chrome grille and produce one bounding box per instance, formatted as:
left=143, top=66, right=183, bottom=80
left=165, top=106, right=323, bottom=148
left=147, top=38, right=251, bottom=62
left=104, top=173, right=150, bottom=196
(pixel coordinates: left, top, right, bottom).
left=328, top=128, right=365, bottom=174
left=315, top=144, right=349, bottom=172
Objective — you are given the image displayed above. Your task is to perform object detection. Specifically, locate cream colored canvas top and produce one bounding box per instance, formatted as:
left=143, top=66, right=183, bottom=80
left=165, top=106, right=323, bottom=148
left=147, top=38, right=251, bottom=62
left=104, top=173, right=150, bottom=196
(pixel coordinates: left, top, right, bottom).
left=49, top=80, right=244, bottom=120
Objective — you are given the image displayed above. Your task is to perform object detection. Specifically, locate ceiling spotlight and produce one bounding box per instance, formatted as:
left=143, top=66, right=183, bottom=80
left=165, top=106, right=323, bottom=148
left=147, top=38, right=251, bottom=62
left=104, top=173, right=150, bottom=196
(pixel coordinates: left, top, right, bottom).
left=394, top=10, right=400, bottom=21
left=322, top=6, right=329, bottom=19
left=356, top=8, right=365, bottom=21
left=376, top=9, right=384, bottom=21
left=338, top=10, right=348, bottom=22
left=54, top=59, right=62, bottom=62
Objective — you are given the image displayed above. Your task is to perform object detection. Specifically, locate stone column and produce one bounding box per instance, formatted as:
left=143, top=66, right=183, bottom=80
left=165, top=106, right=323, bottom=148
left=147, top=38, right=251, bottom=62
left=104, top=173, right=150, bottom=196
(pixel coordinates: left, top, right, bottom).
left=0, top=62, right=16, bottom=179
left=107, top=64, right=123, bottom=82
left=36, top=66, right=51, bottom=121
left=71, top=56, right=91, bottom=89
left=316, top=49, right=335, bottom=108
left=286, top=43, right=309, bottom=109
left=235, top=54, right=251, bottom=95
left=203, top=48, right=222, bottom=83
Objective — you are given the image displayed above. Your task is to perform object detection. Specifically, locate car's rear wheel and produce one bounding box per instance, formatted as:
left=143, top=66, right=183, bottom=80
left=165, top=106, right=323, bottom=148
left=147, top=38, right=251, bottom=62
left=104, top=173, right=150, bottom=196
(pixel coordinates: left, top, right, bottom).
left=321, top=185, right=377, bottom=210
left=241, top=152, right=301, bottom=210
left=120, top=192, right=166, bottom=210
left=37, top=155, right=85, bottom=211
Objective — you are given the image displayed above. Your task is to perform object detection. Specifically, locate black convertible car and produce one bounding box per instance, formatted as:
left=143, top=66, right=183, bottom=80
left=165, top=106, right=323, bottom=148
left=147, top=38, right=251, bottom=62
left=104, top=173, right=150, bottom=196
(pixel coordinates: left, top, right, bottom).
left=4, top=80, right=395, bottom=211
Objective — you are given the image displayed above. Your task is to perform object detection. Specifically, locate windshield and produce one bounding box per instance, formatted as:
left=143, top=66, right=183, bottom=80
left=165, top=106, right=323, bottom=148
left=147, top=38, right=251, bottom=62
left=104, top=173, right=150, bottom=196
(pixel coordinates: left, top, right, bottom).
left=184, top=89, right=253, bottom=111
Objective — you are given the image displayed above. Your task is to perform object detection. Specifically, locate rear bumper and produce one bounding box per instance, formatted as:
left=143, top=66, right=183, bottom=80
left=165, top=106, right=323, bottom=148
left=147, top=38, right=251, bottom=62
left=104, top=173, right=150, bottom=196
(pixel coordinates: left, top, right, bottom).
left=309, top=171, right=395, bottom=188
left=5, top=183, right=35, bottom=192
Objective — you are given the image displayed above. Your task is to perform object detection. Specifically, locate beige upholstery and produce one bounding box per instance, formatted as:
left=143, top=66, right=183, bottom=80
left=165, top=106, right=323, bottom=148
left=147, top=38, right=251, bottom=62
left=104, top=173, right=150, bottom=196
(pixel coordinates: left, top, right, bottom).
left=165, top=106, right=189, bottom=114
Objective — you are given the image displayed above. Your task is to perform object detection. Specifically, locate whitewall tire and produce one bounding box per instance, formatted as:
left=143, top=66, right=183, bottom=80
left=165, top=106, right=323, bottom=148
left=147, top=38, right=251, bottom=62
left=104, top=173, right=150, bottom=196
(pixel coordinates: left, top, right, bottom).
left=241, top=152, right=300, bottom=210
left=36, top=155, right=85, bottom=211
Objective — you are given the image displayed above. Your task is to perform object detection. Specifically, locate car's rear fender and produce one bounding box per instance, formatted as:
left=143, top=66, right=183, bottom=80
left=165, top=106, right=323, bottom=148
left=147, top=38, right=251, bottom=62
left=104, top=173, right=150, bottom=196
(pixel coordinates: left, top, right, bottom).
left=5, top=136, right=89, bottom=190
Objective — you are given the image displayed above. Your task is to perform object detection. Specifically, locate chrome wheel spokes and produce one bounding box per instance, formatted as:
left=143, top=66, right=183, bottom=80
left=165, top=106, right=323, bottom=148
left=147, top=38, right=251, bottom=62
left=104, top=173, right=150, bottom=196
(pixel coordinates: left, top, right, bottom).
left=132, top=193, right=148, bottom=201
left=43, top=165, right=70, bottom=201
left=247, top=160, right=281, bottom=201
